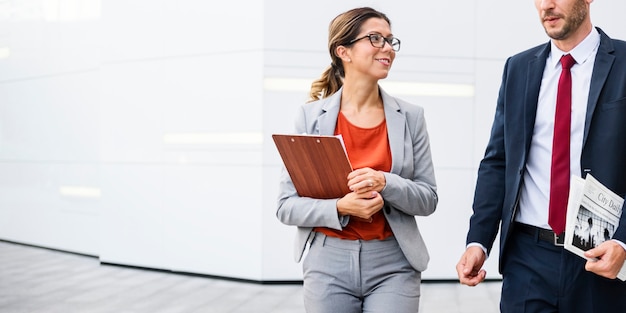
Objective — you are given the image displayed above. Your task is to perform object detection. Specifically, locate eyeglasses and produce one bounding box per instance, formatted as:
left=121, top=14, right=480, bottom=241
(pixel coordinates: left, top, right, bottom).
left=348, top=33, right=401, bottom=52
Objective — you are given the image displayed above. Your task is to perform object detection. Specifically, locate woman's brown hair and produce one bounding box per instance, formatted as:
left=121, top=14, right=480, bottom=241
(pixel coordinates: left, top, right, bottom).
left=308, top=7, right=391, bottom=102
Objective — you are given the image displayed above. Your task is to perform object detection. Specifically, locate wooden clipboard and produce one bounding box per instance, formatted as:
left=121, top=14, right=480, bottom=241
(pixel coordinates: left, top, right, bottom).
left=272, top=134, right=353, bottom=199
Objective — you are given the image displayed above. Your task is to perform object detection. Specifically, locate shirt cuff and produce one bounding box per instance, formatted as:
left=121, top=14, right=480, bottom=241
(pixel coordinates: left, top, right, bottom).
left=612, top=239, right=626, bottom=252
left=467, top=242, right=489, bottom=259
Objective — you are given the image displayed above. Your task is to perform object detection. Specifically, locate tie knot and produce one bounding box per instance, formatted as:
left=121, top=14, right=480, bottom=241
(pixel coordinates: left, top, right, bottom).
left=561, top=54, right=576, bottom=70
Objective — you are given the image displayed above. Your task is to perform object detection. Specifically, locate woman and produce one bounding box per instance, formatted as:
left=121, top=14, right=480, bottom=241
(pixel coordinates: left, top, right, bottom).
left=276, top=7, right=437, bottom=313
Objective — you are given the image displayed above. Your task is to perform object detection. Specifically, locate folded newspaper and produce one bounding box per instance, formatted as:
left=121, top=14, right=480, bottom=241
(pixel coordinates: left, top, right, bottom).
left=564, top=174, right=626, bottom=281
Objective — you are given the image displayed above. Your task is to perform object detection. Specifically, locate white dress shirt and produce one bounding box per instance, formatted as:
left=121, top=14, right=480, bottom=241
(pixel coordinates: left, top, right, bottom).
left=515, top=28, right=600, bottom=229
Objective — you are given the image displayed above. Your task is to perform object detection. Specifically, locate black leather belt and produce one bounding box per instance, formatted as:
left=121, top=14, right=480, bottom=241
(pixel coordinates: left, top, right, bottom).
left=514, top=222, right=565, bottom=246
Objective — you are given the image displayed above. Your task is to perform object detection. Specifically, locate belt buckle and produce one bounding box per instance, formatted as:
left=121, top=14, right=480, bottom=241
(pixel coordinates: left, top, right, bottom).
left=554, top=233, right=565, bottom=246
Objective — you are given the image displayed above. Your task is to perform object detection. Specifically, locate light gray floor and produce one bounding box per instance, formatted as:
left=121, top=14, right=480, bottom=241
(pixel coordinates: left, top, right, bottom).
left=0, top=240, right=501, bottom=313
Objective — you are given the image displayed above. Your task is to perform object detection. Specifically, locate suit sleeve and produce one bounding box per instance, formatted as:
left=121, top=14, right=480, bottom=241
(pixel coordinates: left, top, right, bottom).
left=465, top=58, right=512, bottom=255
left=275, top=105, right=345, bottom=230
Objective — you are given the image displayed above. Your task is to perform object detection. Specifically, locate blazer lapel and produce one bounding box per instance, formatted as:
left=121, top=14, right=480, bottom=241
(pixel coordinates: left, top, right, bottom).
left=584, top=28, right=615, bottom=146
left=525, top=45, right=550, bottom=153
left=380, top=88, right=405, bottom=175
left=317, top=89, right=342, bottom=136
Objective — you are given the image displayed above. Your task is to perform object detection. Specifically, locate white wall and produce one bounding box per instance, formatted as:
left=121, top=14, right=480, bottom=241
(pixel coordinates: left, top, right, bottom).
left=0, top=0, right=623, bottom=281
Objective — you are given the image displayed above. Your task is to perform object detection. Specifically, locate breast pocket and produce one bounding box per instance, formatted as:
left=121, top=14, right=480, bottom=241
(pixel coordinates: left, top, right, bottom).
left=599, top=97, right=626, bottom=111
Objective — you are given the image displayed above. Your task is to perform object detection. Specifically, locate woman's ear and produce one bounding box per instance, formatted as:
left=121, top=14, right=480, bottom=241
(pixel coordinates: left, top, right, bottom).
left=335, top=46, right=351, bottom=63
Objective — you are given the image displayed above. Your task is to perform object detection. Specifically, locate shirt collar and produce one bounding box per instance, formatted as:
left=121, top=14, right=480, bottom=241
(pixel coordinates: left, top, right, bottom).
left=549, top=27, right=600, bottom=69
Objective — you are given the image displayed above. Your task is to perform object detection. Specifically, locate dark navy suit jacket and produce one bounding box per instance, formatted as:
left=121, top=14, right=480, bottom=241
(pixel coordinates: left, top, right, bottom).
left=467, top=28, right=626, bottom=272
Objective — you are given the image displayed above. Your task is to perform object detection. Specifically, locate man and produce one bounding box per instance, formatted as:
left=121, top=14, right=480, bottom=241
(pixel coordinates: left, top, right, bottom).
left=456, top=0, right=626, bottom=312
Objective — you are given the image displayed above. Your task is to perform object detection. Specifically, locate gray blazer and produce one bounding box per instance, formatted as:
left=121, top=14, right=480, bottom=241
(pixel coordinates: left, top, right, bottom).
left=276, top=87, right=438, bottom=272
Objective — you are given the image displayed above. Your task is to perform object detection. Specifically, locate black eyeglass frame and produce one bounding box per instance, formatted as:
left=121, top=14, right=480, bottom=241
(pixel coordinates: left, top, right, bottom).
left=347, top=34, right=401, bottom=52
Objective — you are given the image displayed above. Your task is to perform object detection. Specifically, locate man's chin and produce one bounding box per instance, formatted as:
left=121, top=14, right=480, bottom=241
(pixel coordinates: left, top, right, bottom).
left=544, top=28, right=568, bottom=41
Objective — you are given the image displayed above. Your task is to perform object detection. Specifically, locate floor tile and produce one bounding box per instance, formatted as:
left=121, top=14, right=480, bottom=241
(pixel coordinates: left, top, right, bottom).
left=0, top=240, right=501, bottom=313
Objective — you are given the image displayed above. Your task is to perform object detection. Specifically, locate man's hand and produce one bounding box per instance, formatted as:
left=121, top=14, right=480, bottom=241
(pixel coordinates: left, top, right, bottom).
left=456, top=246, right=487, bottom=286
left=584, top=240, right=626, bottom=279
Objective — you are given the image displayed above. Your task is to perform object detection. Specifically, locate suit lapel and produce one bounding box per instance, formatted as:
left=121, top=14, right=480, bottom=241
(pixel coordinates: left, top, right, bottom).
left=317, top=90, right=342, bottom=136
left=380, top=88, right=405, bottom=175
left=584, top=29, right=615, bottom=146
left=525, top=46, right=550, bottom=153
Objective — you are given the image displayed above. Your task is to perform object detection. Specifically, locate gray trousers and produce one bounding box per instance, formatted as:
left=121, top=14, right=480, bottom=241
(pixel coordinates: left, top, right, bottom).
left=302, top=232, right=421, bottom=313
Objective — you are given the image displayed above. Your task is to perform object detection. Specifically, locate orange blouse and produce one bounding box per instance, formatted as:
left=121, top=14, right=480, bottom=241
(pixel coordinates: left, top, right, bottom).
left=315, top=111, right=393, bottom=240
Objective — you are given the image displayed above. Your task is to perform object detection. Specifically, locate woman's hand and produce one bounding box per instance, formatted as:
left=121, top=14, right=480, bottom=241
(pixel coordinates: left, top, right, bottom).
left=347, top=167, right=386, bottom=194
left=335, top=168, right=386, bottom=220
left=337, top=190, right=384, bottom=221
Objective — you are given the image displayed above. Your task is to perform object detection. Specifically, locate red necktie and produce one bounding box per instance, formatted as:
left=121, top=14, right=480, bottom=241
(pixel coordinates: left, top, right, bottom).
left=548, top=54, right=576, bottom=235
